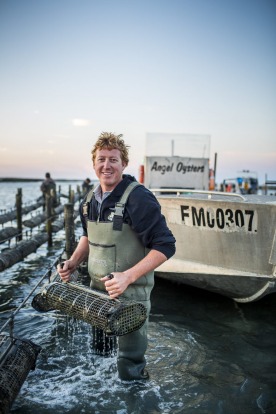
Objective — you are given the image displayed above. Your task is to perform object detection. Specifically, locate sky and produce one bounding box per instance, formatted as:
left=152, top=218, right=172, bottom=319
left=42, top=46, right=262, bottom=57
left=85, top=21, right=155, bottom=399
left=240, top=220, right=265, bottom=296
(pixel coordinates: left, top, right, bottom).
left=0, top=0, right=275, bottom=185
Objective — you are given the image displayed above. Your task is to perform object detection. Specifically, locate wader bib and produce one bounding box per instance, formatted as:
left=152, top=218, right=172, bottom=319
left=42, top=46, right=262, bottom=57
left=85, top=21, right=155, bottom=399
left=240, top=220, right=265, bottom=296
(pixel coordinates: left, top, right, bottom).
left=85, top=182, right=154, bottom=380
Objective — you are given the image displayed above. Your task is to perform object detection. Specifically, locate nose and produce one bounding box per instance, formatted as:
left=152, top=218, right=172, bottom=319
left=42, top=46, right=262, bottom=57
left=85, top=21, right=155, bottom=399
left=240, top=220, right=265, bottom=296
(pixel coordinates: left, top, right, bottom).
left=103, top=158, right=111, bottom=168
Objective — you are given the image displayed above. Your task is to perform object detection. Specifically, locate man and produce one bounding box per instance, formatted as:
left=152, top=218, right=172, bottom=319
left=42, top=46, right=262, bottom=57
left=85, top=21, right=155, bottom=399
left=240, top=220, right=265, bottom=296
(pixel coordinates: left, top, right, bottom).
left=40, top=172, right=57, bottom=209
left=82, top=177, right=92, bottom=195
left=58, top=132, right=176, bottom=380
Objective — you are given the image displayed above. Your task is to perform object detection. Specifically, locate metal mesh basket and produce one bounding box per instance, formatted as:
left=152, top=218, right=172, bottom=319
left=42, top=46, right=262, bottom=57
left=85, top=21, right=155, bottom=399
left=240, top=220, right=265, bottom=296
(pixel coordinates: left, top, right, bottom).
left=32, top=282, right=147, bottom=336
left=0, top=334, right=41, bottom=414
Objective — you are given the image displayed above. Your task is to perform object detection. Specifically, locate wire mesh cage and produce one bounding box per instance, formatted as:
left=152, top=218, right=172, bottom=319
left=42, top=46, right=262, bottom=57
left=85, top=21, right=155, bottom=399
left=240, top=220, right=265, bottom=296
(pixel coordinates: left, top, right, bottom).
left=32, top=281, right=147, bottom=336
left=0, top=334, right=41, bottom=414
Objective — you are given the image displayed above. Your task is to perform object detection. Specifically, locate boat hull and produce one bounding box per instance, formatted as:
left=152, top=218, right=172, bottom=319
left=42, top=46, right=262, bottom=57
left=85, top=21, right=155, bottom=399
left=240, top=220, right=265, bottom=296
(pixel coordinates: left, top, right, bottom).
left=155, top=192, right=276, bottom=302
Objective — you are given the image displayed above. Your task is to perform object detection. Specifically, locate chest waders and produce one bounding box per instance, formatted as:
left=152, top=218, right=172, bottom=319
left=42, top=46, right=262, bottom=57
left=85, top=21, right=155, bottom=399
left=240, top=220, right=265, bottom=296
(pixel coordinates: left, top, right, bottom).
left=85, top=182, right=153, bottom=379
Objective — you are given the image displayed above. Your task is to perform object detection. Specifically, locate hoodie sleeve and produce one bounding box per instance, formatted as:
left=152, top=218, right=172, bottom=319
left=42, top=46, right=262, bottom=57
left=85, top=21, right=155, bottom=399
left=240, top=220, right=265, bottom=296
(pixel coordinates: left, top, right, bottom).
left=125, top=186, right=176, bottom=259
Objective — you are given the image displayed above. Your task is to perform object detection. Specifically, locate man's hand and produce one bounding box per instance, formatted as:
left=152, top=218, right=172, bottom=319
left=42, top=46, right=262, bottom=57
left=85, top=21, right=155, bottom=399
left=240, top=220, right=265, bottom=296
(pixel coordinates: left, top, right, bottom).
left=57, top=261, right=76, bottom=283
left=101, top=272, right=130, bottom=299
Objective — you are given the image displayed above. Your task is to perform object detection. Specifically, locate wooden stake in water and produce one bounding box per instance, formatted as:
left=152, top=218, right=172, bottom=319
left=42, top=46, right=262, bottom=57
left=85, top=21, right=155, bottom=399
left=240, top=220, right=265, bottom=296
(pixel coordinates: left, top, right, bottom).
left=46, top=193, right=53, bottom=247
left=16, top=188, right=22, bottom=241
left=64, top=203, right=75, bottom=258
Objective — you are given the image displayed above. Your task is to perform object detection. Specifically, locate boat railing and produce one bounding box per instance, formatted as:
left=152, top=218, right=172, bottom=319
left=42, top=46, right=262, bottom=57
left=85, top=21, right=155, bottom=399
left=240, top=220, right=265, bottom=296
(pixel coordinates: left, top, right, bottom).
left=150, top=188, right=247, bottom=201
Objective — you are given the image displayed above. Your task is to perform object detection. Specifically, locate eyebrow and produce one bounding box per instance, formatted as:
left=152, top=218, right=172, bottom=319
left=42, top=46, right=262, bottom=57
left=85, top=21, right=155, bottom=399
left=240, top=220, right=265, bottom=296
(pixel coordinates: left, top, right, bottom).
left=96, top=155, right=120, bottom=161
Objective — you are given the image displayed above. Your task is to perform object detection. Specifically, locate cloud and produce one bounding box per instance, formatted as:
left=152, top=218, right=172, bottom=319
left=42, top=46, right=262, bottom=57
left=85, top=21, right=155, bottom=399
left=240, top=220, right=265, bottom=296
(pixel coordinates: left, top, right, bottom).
left=72, top=118, right=91, bottom=127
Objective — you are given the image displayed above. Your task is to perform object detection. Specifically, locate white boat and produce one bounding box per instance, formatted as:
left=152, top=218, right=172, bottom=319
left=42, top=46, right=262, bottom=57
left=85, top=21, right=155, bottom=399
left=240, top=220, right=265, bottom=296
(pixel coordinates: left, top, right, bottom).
left=141, top=133, right=276, bottom=302
left=153, top=189, right=276, bottom=303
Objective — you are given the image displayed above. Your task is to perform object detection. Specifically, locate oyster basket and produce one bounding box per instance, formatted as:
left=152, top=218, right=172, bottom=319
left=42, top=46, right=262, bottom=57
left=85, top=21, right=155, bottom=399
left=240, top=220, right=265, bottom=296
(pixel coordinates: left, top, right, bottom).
left=32, top=282, right=147, bottom=336
left=0, top=334, right=41, bottom=414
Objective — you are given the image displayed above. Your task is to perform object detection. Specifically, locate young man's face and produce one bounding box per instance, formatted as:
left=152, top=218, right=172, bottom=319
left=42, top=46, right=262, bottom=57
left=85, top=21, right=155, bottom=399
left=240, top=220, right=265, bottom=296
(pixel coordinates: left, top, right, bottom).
left=93, top=148, right=126, bottom=192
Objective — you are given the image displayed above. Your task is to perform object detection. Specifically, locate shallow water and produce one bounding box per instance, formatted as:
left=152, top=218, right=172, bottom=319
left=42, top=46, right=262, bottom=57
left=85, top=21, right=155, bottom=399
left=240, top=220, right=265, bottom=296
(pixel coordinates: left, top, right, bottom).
left=1, top=182, right=276, bottom=414
left=2, top=272, right=276, bottom=414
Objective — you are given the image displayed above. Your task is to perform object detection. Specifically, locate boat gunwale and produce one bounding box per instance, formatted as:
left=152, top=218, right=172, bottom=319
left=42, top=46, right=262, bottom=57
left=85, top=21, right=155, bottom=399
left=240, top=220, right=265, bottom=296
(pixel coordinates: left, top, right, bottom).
left=150, top=188, right=276, bottom=205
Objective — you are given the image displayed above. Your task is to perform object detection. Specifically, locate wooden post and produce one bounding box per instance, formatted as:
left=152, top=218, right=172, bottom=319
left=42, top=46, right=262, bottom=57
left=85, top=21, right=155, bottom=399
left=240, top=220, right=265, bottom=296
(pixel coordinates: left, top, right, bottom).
left=56, top=185, right=61, bottom=206
left=64, top=203, right=75, bottom=258
left=16, top=188, right=22, bottom=241
left=69, top=189, right=75, bottom=204
left=46, top=193, right=53, bottom=247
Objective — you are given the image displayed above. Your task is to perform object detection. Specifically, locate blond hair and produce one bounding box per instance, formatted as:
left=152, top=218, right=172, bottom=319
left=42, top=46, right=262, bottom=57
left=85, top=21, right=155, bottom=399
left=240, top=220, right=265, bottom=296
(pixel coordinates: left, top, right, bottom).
left=91, top=132, right=129, bottom=165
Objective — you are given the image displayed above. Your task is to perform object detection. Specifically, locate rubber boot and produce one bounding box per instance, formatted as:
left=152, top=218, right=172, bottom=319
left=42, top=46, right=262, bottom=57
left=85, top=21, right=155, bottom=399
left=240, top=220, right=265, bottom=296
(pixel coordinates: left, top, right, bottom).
left=117, top=300, right=151, bottom=380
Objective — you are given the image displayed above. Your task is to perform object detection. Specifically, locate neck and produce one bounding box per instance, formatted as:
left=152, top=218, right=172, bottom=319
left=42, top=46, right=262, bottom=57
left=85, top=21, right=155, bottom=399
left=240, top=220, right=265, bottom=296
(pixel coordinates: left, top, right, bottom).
left=101, top=177, right=123, bottom=193
left=101, top=185, right=115, bottom=193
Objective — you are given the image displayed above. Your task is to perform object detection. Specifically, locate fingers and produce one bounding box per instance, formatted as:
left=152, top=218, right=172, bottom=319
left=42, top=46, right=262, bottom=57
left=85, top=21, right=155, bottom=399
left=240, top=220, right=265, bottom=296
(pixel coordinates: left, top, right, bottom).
left=100, top=273, right=114, bottom=282
left=100, top=273, right=120, bottom=298
left=61, top=275, right=70, bottom=283
left=105, top=282, right=118, bottom=297
left=57, top=261, right=71, bottom=283
left=108, top=289, right=119, bottom=299
left=59, top=261, right=68, bottom=271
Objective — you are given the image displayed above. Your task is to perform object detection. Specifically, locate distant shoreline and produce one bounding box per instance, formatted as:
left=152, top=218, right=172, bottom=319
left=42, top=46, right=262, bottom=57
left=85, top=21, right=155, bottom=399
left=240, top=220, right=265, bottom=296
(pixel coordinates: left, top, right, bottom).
left=0, top=178, right=82, bottom=182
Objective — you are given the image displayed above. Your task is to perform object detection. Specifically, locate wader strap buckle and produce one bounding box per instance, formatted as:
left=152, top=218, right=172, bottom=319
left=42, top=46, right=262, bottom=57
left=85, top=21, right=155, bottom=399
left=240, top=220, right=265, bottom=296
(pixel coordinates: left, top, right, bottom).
left=82, top=188, right=94, bottom=220
left=112, top=181, right=141, bottom=231
left=83, top=202, right=88, bottom=217
left=113, top=202, right=125, bottom=231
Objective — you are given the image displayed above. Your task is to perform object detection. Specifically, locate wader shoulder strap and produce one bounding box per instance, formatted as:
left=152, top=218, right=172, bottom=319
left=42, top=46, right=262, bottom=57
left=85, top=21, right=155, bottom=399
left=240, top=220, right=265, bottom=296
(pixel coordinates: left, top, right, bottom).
left=113, top=181, right=141, bottom=231
left=82, top=189, right=94, bottom=219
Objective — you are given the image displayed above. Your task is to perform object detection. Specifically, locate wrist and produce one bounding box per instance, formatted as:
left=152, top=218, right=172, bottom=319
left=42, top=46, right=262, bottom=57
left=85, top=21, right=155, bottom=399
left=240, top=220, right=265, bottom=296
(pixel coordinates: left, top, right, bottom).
left=68, top=258, right=78, bottom=272
left=123, top=269, right=135, bottom=285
